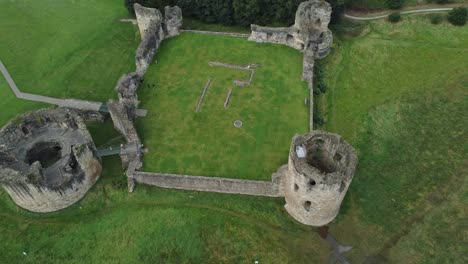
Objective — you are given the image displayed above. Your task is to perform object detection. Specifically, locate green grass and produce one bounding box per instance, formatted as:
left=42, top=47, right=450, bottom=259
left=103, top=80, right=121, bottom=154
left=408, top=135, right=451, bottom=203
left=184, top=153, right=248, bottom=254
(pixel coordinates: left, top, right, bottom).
left=320, top=16, right=467, bottom=262
left=0, top=1, right=467, bottom=262
left=0, top=0, right=139, bottom=102
left=0, top=155, right=328, bottom=263
left=136, top=33, right=309, bottom=180
left=183, top=18, right=251, bottom=33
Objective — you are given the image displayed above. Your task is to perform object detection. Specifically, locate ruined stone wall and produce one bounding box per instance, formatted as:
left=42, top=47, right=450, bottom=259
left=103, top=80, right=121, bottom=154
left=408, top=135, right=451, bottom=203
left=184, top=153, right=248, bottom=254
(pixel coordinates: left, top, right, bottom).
left=248, top=0, right=333, bottom=58
left=108, top=4, right=183, bottom=191
left=248, top=0, right=333, bottom=131
left=133, top=172, right=283, bottom=197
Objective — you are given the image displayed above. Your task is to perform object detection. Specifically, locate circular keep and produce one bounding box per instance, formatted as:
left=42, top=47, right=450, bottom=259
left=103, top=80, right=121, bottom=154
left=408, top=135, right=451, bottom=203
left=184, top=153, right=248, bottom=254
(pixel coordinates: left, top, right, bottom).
left=0, top=108, right=102, bottom=213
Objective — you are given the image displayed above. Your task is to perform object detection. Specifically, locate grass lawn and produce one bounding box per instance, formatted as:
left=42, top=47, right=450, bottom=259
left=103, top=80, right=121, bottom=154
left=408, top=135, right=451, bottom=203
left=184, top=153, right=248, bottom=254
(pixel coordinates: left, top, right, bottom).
left=136, top=33, right=309, bottom=180
left=0, top=0, right=139, bottom=102
left=319, top=16, right=467, bottom=262
left=0, top=1, right=467, bottom=262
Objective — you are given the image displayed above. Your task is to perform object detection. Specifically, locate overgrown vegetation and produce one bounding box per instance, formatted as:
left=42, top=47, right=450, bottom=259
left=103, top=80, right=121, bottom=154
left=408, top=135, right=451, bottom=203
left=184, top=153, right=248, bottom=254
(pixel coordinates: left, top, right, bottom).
left=313, top=63, right=327, bottom=127
left=385, top=0, right=405, bottom=9
left=429, top=14, right=443, bottom=24
left=388, top=12, right=402, bottom=22
left=124, top=0, right=346, bottom=27
left=447, top=7, right=468, bottom=26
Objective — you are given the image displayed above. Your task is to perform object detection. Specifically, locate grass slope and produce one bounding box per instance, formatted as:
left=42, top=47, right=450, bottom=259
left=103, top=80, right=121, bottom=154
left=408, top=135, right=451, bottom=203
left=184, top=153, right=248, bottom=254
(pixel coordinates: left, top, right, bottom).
left=0, top=0, right=138, bottom=102
left=321, top=16, right=467, bottom=262
left=137, top=33, right=309, bottom=180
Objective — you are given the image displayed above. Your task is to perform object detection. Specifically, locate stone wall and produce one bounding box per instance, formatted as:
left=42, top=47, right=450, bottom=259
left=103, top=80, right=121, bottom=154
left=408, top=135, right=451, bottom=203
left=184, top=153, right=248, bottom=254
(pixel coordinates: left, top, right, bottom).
left=108, top=4, right=183, bottom=191
left=248, top=0, right=333, bottom=58
left=133, top=172, right=283, bottom=197
left=248, top=0, right=333, bottom=131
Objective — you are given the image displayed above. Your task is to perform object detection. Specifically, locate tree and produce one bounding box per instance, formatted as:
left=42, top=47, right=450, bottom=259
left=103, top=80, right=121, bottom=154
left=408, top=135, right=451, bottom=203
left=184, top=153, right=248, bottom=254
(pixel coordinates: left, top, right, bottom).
left=447, top=7, right=467, bottom=26
left=430, top=14, right=443, bottom=24
left=233, top=0, right=261, bottom=26
left=388, top=12, right=401, bottom=23
left=385, top=0, right=404, bottom=9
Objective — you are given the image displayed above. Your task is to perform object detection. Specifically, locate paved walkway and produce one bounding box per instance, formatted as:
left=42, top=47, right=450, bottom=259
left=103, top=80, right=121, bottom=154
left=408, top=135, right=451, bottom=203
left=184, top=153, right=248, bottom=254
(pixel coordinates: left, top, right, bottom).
left=345, top=7, right=457, bottom=20
left=0, top=59, right=147, bottom=115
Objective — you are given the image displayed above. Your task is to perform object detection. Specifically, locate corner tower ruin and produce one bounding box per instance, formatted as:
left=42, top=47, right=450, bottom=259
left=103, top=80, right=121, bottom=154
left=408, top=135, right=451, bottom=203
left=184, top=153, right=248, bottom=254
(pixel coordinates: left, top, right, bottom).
left=283, top=131, right=357, bottom=226
left=0, top=108, right=102, bottom=212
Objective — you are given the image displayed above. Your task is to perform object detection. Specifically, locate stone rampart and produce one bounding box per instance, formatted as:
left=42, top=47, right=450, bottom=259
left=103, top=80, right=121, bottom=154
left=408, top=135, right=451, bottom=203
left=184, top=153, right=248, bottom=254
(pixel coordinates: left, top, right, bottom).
left=133, top=172, right=283, bottom=197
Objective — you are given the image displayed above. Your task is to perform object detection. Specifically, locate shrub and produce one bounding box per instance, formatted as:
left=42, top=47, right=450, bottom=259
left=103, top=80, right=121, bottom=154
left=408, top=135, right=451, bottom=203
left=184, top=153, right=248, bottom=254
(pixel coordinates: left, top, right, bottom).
left=388, top=12, right=402, bottom=23
left=430, top=14, right=443, bottom=24
left=313, top=64, right=327, bottom=95
left=435, top=0, right=450, bottom=4
left=447, top=7, right=467, bottom=26
left=385, top=0, right=404, bottom=9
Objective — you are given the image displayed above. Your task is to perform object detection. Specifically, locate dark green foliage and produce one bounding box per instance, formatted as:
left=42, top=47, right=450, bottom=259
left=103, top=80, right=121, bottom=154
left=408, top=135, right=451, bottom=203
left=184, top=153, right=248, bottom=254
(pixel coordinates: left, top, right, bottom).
left=385, top=0, right=404, bottom=9
left=435, top=0, right=450, bottom=4
left=388, top=12, right=401, bottom=23
left=233, top=0, right=261, bottom=26
left=430, top=14, right=443, bottom=24
left=313, top=63, right=327, bottom=95
left=447, top=7, right=467, bottom=26
left=125, top=0, right=345, bottom=27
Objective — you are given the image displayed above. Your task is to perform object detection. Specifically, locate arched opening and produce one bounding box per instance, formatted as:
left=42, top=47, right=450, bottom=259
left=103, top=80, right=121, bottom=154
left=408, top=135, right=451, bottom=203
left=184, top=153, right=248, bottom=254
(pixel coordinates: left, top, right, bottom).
left=304, top=201, right=311, bottom=211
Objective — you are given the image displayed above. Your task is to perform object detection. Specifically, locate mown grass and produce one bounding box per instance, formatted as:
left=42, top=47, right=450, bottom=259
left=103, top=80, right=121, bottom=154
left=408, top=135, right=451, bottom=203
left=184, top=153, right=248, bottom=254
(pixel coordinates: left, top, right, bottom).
left=183, top=18, right=251, bottom=33
left=136, top=33, right=309, bottom=180
left=320, top=16, right=467, bottom=262
left=0, top=154, right=328, bottom=263
left=0, top=0, right=139, bottom=102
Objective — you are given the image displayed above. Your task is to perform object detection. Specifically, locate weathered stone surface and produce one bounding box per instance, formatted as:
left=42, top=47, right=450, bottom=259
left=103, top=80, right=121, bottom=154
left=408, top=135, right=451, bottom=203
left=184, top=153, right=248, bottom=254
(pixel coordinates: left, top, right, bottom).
left=134, top=3, right=163, bottom=40
left=133, top=172, right=283, bottom=197
left=248, top=0, right=333, bottom=58
left=282, top=131, right=358, bottom=226
left=0, top=108, right=101, bottom=212
left=164, top=6, right=182, bottom=37
left=134, top=4, right=166, bottom=76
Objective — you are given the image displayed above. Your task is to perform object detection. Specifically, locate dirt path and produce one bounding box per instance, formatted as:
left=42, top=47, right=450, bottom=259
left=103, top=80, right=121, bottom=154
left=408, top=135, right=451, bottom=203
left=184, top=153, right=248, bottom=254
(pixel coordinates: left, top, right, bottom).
left=345, top=3, right=465, bottom=20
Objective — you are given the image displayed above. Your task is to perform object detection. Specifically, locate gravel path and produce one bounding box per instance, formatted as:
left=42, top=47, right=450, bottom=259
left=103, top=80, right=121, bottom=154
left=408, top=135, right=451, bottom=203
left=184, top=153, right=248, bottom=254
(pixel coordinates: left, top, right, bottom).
left=0, top=59, right=147, bottom=115
left=345, top=7, right=456, bottom=20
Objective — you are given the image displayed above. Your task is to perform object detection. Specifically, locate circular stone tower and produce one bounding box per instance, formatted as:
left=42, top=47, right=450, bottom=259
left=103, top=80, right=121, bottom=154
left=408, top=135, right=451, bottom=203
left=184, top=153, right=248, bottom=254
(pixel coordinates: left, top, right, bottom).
left=284, top=131, right=357, bottom=226
left=0, top=108, right=102, bottom=212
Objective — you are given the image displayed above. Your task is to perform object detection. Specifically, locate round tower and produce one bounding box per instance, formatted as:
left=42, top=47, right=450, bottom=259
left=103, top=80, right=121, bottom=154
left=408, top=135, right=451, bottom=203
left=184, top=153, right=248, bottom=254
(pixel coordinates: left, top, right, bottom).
left=284, top=131, right=358, bottom=226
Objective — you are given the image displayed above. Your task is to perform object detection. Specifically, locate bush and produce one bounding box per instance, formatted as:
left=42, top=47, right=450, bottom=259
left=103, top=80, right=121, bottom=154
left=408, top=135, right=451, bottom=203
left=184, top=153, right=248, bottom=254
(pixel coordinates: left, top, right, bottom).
left=435, top=0, right=450, bottom=4
left=313, top=64, right=327, bottom=95
left=447, top=7, right=467, bottom=26
left=388, top=12, right=402, bottom=23
left=430, top=14, right=443, bottom=24
left=385, top=0, right=404, bottom=9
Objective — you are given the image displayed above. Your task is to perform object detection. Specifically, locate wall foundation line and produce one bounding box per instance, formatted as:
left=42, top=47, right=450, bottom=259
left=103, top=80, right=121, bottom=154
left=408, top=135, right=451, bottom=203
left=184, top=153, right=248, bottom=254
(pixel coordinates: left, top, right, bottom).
left=194, top=78, right=213, bottom=112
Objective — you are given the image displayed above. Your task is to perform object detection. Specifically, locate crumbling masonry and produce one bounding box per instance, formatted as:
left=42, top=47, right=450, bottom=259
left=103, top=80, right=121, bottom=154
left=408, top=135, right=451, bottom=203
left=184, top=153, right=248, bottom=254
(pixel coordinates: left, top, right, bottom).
left=0, top=108, right=102, bottom=212
left=0, top=1, right=357, bottom=227
left=107, top=3, right=182, bottom=192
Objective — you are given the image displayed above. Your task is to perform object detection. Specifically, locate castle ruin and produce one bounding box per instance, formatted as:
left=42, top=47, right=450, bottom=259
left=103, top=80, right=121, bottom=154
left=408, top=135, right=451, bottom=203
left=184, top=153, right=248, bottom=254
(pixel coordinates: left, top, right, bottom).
left=0, top=108, right=102, bottom=212
left=0, top=1, right=357, bottom=227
